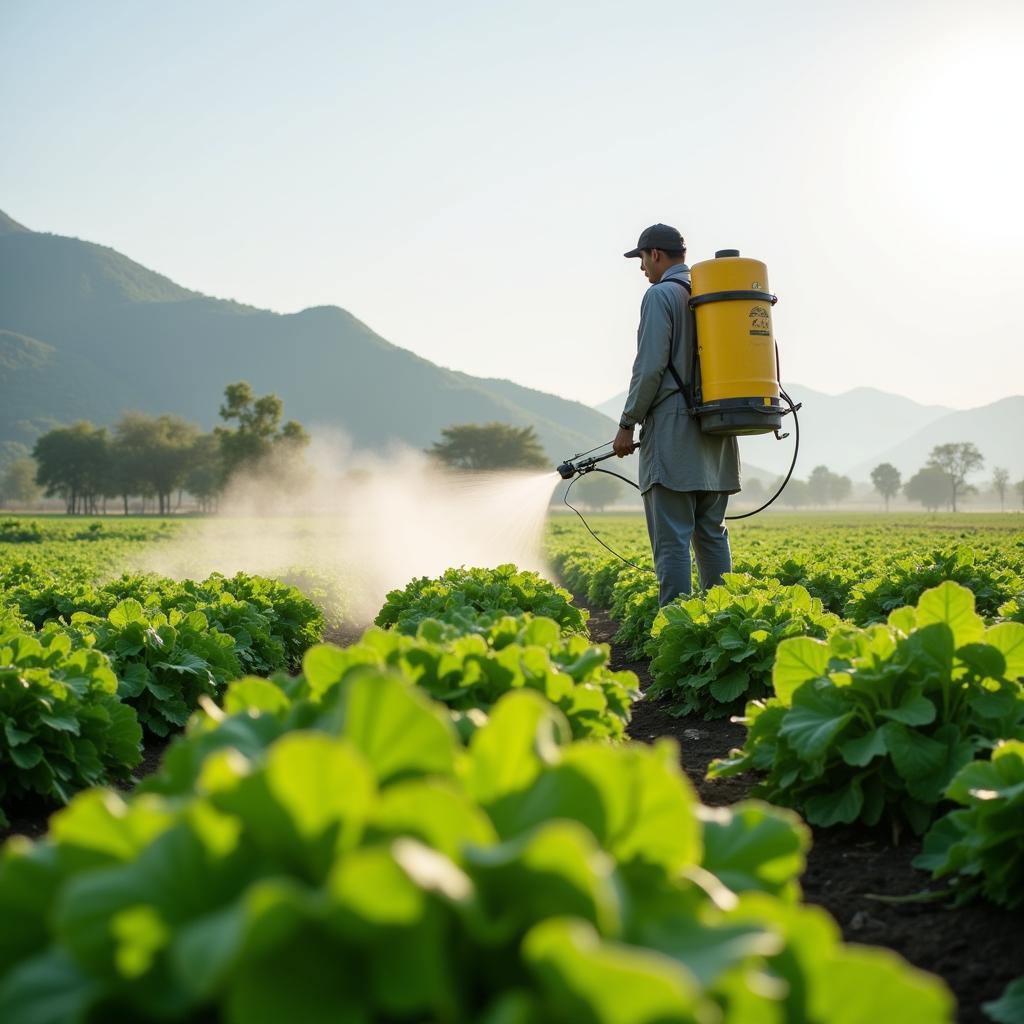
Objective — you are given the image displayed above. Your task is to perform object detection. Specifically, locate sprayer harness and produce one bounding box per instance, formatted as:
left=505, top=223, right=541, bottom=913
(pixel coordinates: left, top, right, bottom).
left=558, top=277, right=801, bottom=573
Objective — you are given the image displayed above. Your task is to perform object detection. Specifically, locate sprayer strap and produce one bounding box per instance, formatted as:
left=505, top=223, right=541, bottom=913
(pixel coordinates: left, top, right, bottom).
left=660, top=278, right=698, bottom=414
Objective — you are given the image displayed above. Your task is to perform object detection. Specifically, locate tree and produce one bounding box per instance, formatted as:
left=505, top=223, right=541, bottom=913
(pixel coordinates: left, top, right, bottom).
left=110, top=412, right=199, bottom=514
left=574, top=472, right=624, bottom=511
left=870, top=463, right=902, bottom=512
left=926, top=442, right=983, bottom=513
left=185, top=434, right=223, bottom=512
left=991, top=467, right=1010, bottom=511
left=807, top=465, right=852, bottom=506
left=777, top=478, right=810, bottom=507
left=828, top=473, right=852, bottom=504
left=1016, top=478, right=1024, bottom=510
left=0, top=458, right=41, bottom=507
left=33, top=422, right=109, bottom=514
left=904, top=465, right=950, bottom=512
left=428, top=423, right=548, bottom=471
left=216, top=381, right=310, bottom=481
left=807, top=465, right=832, bottom=506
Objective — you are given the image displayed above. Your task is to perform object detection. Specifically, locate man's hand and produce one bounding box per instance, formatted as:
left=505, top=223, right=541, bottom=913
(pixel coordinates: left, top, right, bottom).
left=613, top=426, right=637, bottom=458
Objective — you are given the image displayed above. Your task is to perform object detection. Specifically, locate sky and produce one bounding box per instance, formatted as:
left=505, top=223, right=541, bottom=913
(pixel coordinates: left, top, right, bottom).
left=3, top=0, right=1022, bottom=412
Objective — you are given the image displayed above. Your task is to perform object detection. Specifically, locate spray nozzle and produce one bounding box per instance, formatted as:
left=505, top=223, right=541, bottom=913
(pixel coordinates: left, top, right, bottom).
left=556, top=445, right=621, bottom=480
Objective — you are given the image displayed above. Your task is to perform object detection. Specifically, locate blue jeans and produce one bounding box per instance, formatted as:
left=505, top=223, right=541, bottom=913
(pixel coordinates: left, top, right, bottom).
left=642, top=485, right=732, bottom=606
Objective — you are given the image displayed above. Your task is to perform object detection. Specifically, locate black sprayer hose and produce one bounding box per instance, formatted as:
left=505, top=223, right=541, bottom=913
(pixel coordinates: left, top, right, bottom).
left=726, top=386, right=800, bottom=521
left=563, top=470, right=654, bottom=573
left=561, top=388, right=801, bottom=570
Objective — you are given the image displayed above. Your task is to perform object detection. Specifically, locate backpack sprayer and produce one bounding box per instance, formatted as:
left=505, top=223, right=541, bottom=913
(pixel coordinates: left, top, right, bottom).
left=557, top=249, right=801, bottom=567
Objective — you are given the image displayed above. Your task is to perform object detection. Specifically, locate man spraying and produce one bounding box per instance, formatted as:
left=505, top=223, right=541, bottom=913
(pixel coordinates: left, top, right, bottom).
left=612, top=223, right=740, bottom=605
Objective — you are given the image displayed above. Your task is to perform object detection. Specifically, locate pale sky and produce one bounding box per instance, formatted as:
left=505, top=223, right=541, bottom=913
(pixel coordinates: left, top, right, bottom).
left=3, top=0, right=1022, bottom=411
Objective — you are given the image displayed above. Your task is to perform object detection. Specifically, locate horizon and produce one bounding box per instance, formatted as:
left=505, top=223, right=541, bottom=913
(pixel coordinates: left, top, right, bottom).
left=3, top=203, right=1022, bottom=418
left=3, top=0, right=1022, bottom=413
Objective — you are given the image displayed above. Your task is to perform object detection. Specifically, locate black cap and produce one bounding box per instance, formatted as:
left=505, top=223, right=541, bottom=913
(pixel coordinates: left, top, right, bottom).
left=624, top=223, right=685, bottom=258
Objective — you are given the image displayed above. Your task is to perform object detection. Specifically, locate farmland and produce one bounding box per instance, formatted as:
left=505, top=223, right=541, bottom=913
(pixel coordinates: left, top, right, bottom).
left=1, top=512, right=1022, bottom=1022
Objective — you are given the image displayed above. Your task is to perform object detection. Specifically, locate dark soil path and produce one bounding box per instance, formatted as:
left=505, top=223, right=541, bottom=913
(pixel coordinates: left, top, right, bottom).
left=586, top=602, right=1024, bottom=1024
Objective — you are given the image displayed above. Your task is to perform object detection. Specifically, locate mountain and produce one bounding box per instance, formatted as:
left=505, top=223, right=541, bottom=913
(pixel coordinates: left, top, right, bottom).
left=591, top=384, right=1023, bottom=480
left=0, top=211, right=617, bottom=461
left=849, top=397, right=1024, bottom=481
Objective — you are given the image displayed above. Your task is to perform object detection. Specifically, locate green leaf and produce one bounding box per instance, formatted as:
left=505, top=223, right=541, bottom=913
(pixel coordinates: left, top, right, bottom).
left=883, top=724, right=948, bottom=794
left=778, top=682, right=854, bottom=761
left=840, top=728, right=888, bottom=767
left=337, top=670, right=457, bottom=783
left=467, top=690, right=569, bottom=807
left=467, top=820, right=622, bottom=940
left=522, top=917, right=703, bottom=1022
left=804, top=777, right=864, bottom=827
left=368, top=780, right=496, bottom=862
left=915, top=582, right=984, bottom=646
left=812, top=943, right=954, bottom=1023
left=38, top=713, right=80, bottom=734
left=10, top=744, right=43, bottom=770
left=225, top=930, right=368, bottom=1024
left=708, top=669, right=749, bottom=704
left=223, top=677, right=291, bottom=716
left=877, top=692, right=936, bottom=727
left=0, top=948, right=101, bottom=1024
left=984, top=622, right=1024, bottom=682
left=983, top=976, right=1024, bottom=1024
left=773, top=637, right=831, bottom=704
left=699, top=801, right=809, bottom=900
left=263, top=733, right=376, bottom=847
left=108, top=599, right=146, bottom=629
left=956, top=643, right=1006, bottom=680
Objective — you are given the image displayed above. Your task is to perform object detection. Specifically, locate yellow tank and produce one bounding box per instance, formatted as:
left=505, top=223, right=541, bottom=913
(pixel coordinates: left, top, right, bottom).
left=689, top=249, right=782, bottom=435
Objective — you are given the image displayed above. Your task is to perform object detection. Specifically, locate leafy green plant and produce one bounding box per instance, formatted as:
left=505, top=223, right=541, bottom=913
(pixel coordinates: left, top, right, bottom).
left=312, top=619, right=639, bottom=741
left=608, top=569, right=660, bottom=661
left=0, top=618, right=141, bottom=824
left=998, top=595, right=1024, bottom=625
left=845, top=546, right=1020, bottom=624
left=648, top=575, right=839, bottom=719
left=914, top=739, right=1024, bottom=908
left=66, top=599, right=237, bottom=736
left=376, top=564, right=588, bottom=637
left=710, top=582, right=1024, bottom=834
left=0, top=519, right=43, bottom=544
left=0, top=684, right=952, bottom=1023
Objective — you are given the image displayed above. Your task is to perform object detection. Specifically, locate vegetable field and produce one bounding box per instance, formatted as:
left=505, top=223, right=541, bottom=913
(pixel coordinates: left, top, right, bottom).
left=1, top=512, right=1022, bottom=1022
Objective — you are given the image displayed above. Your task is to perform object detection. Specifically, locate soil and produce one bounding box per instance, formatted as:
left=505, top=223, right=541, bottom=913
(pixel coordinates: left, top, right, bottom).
left=585, top=601, right=1024, bottom=1024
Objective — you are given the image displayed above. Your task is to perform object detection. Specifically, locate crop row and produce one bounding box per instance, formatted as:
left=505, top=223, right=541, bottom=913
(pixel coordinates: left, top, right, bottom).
left=0, top=563, right=956, bottom=1022
left=0, top=569, right=324, bottom=824
left=547, top=520, right=1024, bottom=912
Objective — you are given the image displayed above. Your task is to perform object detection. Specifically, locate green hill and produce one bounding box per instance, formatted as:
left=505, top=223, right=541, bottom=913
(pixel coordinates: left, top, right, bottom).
left=0, top=211, right=616, bottom=460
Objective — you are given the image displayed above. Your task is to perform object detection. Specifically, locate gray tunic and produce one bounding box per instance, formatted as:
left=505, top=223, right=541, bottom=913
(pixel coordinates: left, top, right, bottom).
left=620, top=264, right=741, bottom=495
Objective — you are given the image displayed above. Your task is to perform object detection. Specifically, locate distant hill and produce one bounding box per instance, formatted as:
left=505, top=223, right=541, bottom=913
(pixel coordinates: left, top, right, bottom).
left=593, top=384, right=1023, bottom=480
left=0, top=211, right=617, bottom=461
left=849, top=397, right=1024, bottom=481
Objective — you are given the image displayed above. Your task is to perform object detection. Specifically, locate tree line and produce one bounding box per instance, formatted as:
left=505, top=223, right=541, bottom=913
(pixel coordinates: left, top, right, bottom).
left=727, top=442, right=1021, bottom=512
left=0, top=382, right=308, bottom=513
left=869, top=442, right=1022, bottom=512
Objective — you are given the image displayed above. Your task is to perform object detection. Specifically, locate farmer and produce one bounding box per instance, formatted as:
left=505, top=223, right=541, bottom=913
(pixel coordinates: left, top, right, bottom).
left=612, top=223, right=740, bottom=605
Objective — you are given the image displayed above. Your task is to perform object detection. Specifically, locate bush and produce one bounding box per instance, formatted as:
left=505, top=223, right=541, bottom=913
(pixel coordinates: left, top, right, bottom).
left=0, top=685, right=952, bottom=1022
left=648, top=575, right=839, bottom=719
left=376, top=564, right=588, bottom=637
left=914, top=740, right=1024, bottom=909
left=710, top=583, right=1024, bottom=834
left=0, top=613, right=141, bottom=824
